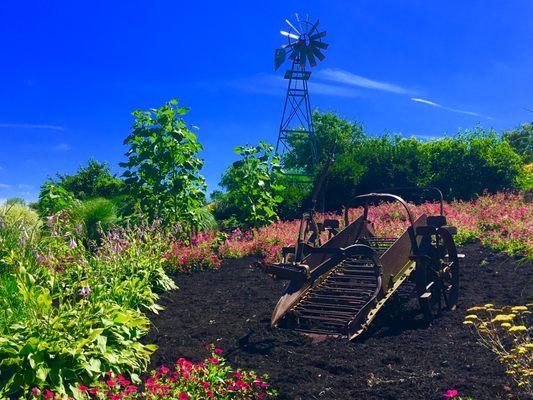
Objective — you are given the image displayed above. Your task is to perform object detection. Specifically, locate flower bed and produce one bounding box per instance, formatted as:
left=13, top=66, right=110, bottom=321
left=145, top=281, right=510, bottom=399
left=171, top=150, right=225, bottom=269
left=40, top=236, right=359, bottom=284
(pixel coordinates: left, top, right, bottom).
left=28, top=346, right=276, bottom=400
left=213, top=192, right=532, bottom=264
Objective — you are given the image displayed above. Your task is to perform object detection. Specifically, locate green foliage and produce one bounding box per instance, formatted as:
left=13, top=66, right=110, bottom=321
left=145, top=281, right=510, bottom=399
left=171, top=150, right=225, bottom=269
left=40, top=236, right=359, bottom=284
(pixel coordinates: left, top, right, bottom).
left=0, top=300, right=153, bottom=395
left=53, top=159, right=124, bottom=200
left=503, top=123, right=533, bottom=163
left=418, top=129, right=523, bottom=199
left=194, top=205, right=218, bottom=232
left=217, top=142, right=284, bottom=228
left=70, top=198, right=118, bottom=244
left=516, top=163, right=533, bottom=191
left=0, top=203, right=42, bottom=269
left=0, top=218, right=176, bottom=396
left=283, top=110, right=364, bottom=174
left=274, top=174, right=313, bottom=220
left=37, top=183, right=76, bottom=217
left=279, top=112, right=526, bottom=214
left=120, top=99, right=206, bottom=231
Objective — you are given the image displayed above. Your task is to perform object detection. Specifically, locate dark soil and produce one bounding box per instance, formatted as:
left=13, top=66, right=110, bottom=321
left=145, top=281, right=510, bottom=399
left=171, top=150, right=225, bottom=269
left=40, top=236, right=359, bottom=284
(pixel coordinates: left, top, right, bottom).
left=145, top=242, right=532, bottom=400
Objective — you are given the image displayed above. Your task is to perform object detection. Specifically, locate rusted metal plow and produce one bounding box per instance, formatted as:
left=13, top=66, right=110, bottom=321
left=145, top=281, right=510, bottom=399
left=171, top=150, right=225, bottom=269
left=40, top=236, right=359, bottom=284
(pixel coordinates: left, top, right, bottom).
left=258, top=183, right=461, bottom=341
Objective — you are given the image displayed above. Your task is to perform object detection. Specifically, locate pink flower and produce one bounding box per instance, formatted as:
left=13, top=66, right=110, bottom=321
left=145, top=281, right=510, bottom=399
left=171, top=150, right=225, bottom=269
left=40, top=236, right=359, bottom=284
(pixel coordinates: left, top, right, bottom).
left=443, top=389, right=459, bottom=398
left=31, top=388, right=40, bottom=395
left=178, top=393, right=190, bottom=400
left=106, top=378, right=116, bottom=387
left=214, top=347, right=223, bottom=355
left=43, top=390, right=54, bottom=399
left=77, top=385, right=88, bottom=391
left=208, top=357, right=219, bottom=364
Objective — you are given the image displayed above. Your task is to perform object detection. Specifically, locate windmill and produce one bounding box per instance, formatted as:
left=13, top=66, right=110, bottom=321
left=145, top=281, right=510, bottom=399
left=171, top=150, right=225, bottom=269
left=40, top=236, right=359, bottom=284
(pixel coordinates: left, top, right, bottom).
left=274, top=14, right=329, bottom=173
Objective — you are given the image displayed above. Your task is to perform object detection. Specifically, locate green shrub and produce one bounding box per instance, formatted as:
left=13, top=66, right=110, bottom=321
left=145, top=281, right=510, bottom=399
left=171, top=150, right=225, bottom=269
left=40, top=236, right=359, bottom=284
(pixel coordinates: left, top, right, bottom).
left=37, top=183, right=76, bottom=217
left=70, top=197, right=118, bottom=244
left=217, top=142, right=284, bottom=228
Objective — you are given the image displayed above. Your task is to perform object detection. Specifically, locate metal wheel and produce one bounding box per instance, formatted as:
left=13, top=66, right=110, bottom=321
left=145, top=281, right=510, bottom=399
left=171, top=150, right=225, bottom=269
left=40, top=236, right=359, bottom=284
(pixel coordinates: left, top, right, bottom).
left=421, top=227, right=460, bottom=319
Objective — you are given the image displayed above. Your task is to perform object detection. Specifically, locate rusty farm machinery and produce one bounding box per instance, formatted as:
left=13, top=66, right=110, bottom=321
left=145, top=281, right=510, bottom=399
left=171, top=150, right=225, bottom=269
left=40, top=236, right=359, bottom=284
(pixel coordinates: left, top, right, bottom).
left=258, top=160, right=461, bottom=340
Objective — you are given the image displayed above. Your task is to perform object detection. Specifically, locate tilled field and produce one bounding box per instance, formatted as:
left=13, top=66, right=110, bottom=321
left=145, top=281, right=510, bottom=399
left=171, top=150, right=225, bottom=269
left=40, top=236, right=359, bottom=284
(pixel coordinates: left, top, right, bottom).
left=145, top=242, right=532, bottom=399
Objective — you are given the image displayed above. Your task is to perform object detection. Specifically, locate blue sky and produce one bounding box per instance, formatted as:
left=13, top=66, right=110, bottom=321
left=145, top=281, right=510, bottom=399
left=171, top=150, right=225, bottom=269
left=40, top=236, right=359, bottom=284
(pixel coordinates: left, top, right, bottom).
left=1, top=0, right=532, bottom=202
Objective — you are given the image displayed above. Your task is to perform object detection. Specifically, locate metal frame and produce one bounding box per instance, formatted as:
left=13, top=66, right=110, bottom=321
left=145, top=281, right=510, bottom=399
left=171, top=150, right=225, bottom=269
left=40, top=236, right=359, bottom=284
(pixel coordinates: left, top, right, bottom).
left=257, top=188, right=461, bottom=341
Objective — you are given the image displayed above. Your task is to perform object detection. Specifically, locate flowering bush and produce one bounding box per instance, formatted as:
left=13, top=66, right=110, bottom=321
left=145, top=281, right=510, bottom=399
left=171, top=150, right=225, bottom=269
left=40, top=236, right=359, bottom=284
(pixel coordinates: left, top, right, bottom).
left=163, top=232, right=222, bottom=273
left=27, top=346, right=277, bottom=400
left=464, top=303, right=532, bottom=395
left=218, top=192, right=532, bottom=263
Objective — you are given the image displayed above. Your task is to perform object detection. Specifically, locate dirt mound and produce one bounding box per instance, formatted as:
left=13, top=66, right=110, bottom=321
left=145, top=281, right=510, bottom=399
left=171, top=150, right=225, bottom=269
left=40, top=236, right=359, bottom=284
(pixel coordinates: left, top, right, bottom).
left=145, top=242, right=532, bottom=399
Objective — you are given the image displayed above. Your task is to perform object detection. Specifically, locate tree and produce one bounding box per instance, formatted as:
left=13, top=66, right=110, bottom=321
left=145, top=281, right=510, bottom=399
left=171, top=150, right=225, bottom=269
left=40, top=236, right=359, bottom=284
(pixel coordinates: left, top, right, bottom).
left=120, top=99, right=206, bottom=230
left=217, top=142, right=283, bottom=228
left=283, top=111, right=364, bottom=174
left=53, top=159, right=124, bottom=200
left=503, top=123, right=533, bottom=163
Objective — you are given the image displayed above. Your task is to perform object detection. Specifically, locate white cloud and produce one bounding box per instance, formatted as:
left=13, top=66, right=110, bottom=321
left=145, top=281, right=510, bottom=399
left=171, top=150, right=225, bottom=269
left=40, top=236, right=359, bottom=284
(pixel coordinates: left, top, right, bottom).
left=308, top=81, right=361, bottom=98
left=231, top=74, right=360, bottom=98
left=0, top=123, right=64, bottom=131
left=0, top=183, right=11, bottom=188
left=317, top=68, right=414, bottom=95
left=51, top=143, right=71, bottom=152
left=411, top=97, right=492, bottom=119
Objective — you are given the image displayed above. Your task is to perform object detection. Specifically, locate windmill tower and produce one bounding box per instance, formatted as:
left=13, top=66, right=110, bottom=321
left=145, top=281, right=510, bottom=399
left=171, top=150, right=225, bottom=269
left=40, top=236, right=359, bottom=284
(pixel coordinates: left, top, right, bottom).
left=274, top=14, right=328, bottom=173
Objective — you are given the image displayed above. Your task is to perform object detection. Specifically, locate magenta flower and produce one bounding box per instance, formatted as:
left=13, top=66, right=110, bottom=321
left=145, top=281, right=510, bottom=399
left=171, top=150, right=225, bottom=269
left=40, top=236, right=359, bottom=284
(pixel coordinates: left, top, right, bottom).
left=443, top=389, right=459, bottom=398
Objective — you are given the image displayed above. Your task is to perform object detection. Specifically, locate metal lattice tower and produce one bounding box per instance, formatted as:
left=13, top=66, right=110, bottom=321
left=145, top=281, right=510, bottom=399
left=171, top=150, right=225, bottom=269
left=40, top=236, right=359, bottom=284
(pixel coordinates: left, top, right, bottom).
left=274, top=14, right=328, bottom=172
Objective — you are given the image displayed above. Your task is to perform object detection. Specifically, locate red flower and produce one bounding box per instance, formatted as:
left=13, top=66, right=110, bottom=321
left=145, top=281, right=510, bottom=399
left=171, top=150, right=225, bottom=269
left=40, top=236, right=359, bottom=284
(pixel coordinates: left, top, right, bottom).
left=31, top=388, right=40, bottom=395
left=43, top=390, right=54, bottom=399
left=106, top=378, right=116, bottom=387
left=208, top=357, right=219, bottom=364
left=117, top=374, right=131, bottom=386
left=77, top=385, right=88, bottom=391
left=443, top=389, right=459, bottom=398
left=214, top=347, right=223, bottom=355
left=178, top=393, right=190, bottom=400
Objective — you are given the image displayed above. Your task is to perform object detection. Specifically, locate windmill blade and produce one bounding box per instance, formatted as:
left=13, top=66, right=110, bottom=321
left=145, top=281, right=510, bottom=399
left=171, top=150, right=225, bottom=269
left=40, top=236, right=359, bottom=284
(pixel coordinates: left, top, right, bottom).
left=310, top=30, right=327, bottom=40
left=312, top=47, right=326, bottom=61
left=281, top=41, right=296, bottom=49
left=280, top=30, right=299, bottom=40
left=285, top=19, right=301, bottom=35
left=274, top=48, right=286, bottom=70
left=311, top=40, right=329, bottom=50
left=308, top=19, right=320, bottom=35
left=295, top=12, right=304, bottom=32
left=305, top=49, right=317, bottom=67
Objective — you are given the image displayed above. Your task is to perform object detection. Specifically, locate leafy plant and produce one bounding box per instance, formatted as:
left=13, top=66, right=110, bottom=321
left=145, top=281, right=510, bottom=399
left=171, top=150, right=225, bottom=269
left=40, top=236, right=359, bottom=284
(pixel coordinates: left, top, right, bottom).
left=218, top=141, right=284, bottom=228
left=0, top=300, right=154, bottom=396
left=120, top=99, right=206, bottom=232
left=37, top=183, right=76, bottom=217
